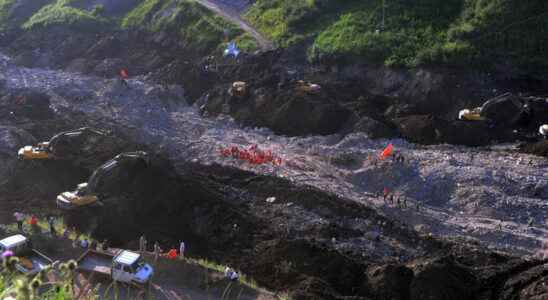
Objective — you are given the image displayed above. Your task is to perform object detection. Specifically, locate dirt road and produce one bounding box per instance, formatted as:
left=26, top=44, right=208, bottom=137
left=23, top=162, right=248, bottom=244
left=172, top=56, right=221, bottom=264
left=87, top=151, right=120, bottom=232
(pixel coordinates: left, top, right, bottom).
left=195, top=0, right=274, bottom=50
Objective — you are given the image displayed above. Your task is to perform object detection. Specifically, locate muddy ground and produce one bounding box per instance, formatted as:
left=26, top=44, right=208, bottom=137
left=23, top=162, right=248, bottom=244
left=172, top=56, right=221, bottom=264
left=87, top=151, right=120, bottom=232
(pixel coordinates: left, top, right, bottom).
left=0, top=13, right=547, bottom=299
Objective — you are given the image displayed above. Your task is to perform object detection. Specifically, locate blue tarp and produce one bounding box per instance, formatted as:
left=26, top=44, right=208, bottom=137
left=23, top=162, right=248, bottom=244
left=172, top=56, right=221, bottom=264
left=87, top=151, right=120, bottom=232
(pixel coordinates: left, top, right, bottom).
left=223, top=42, right=240, bottom=58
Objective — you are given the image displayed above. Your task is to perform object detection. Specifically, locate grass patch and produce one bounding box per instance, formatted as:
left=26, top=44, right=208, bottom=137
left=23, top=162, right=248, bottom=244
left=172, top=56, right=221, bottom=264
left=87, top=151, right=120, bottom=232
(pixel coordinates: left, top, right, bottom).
left=190, top=258, right=260, bottom=290
left=122, top=0, right=258, bottom=54
left=246, top=0, right=548, bottom=70
left=0, top=0, right=16, bottom=31
left=0, top=0, right=53, bottom=32
left=22, top=0, right=109, bottom=31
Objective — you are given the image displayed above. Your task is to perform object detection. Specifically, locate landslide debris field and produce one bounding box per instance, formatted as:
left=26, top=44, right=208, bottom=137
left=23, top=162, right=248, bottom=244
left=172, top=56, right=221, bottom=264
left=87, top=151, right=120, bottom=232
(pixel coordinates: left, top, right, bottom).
left=1, top=51, right=548, bottom=299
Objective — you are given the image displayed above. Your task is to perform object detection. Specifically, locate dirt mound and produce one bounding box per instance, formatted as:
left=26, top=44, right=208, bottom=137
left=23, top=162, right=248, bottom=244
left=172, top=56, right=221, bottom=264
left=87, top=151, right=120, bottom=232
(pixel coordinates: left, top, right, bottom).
left=248, top=239, right=366, bottom=296
left=394, top=115, right=516, bottom=146
left=204, top=80, right=351, bottom=136
left=365, top=264, right=413, bottom=300
left=519, top=140, right=548, bottom=157
left=409, top=256, right=477, bottom=300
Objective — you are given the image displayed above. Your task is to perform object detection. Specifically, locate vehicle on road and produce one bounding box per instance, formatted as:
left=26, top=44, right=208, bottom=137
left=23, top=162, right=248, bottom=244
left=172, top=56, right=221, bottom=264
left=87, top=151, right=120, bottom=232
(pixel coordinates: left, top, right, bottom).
left=77, top=249, right=153, bottom=285
left=0, top=234, right=53, bottom=275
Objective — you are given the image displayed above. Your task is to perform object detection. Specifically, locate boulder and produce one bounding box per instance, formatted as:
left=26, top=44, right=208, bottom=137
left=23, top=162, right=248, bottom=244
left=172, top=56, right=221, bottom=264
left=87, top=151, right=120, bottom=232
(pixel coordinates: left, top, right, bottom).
left=481, top=93, right=525, bottom=126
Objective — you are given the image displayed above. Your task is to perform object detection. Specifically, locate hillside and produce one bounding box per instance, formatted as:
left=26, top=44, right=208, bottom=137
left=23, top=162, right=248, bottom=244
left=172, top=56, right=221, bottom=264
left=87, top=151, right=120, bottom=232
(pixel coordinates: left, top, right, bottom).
left=0, top=0, right=258, bottom=54
left=245, top=0, right=548, bottom=73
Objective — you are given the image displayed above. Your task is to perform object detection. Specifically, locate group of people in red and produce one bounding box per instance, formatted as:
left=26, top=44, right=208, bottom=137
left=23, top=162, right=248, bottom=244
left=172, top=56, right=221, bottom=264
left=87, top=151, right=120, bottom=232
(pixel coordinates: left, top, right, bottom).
left=219, top=144, right=282, bottom=166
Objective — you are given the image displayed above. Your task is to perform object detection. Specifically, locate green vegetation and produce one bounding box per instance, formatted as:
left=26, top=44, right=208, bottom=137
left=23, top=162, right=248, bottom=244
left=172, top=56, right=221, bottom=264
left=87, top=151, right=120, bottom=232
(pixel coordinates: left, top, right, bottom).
left=0, top=259, right=90, bottom=300
left=122, top=0, right=257, bottom=54
left=22, top=0, right=109, bottom=31
left=0, top=0, right=16, bottom=30
left=246, top=0, right=548, bottom=70
left=0, top=0, right=258, bottom=55
left=0, top=0, right=53, bottom=31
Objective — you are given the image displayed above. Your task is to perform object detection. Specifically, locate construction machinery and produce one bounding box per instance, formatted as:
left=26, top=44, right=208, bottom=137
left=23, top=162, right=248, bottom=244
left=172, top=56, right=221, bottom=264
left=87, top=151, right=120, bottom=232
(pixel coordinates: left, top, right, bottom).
left=458, top=108, right=485, bottom=121
left=17, top=127, right=107, bottom=160
left=0, top=234, right=53, bottom=275
left=540, top=124, right=548, bottom=138
left=56, top=183, right=100, bottom=210
left=229, top=81, right=248, bottom=97
left=77, top=249, right=153, bottom=286
left=295, top=80, right=322, bottom=95
left=17, top=142, right=51, bottom=160
left=56, top=151, right=149, bottom=210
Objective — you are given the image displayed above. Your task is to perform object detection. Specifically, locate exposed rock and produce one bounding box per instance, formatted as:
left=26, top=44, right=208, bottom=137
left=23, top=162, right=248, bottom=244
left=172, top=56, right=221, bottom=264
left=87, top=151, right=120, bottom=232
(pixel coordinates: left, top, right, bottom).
left=481, top=93, right=526, bottom=126
left=353, top=116, right=397, bottom=139
left=366, top=264, right=413, bottom=300
left=394, top=115, right=516, bottom=146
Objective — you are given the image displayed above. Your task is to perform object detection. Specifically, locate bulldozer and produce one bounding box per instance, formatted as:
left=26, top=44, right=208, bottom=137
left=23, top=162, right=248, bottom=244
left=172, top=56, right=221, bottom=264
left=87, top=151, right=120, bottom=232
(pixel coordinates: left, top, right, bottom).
left=56, top=151, right=149, bottom=210
left=17, top=127, right=106, bottom=160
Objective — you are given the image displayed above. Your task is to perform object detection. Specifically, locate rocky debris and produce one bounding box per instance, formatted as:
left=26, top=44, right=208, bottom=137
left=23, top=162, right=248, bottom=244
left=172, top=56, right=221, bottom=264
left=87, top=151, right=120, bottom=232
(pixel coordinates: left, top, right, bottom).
left=0, top=89, right=54, bottom=120
left=0, top=126, right=36, bottom=177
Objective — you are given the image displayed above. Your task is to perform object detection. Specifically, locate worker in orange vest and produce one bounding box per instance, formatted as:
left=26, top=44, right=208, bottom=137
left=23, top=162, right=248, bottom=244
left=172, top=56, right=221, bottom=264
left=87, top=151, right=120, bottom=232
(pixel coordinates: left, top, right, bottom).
left=166, top=248, right=177, bottom=260
left=29, top=215, right=39, bottom=234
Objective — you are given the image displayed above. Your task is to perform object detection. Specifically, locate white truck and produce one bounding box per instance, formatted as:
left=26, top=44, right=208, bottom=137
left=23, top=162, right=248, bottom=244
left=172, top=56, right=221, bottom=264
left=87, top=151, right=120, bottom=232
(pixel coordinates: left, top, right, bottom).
left=77, top=249, right=153, bottom=286
left=0, top=234, right=53, bottom=275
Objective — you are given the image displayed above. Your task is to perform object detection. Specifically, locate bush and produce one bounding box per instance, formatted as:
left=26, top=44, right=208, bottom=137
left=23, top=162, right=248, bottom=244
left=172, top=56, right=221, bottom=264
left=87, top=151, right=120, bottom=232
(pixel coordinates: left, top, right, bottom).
left=247, top=0, right=548, bottom=71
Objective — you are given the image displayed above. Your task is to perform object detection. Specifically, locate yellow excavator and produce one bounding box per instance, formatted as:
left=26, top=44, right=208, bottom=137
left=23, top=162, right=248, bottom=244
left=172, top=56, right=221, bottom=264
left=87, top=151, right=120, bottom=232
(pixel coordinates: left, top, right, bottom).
left=17, top=142, right=51, bottom=160
left=56, top=151, right=149, bottom=210
left=295, top=80, right=322, bottom=96
left=56, top=183, right=99, bottom=210
left=458, top=107, right=485, bottom=121
left=17, top=127, right=106, bottom=160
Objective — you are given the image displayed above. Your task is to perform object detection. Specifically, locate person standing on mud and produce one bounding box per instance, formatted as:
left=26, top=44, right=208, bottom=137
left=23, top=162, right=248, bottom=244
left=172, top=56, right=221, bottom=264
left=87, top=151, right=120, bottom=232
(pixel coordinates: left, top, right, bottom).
left=13, top=212, right=24, bottom=232
left=403, top=196, right=407, bottom=209
left=139, top=234, right=147, bottom=253
left=389, top=193, right=394, bottom=205
left=383, top=187, right=389, bottom=202
left=153, top=242, right=161, bottom=265
left=119, top=69, right=129, bottom=88
left=47, top=215, right=56, bottom=237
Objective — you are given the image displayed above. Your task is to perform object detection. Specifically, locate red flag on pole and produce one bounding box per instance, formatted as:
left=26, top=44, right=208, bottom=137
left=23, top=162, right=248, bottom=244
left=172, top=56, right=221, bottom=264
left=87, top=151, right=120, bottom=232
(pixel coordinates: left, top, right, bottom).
left=379, top=143, right=394, bottom=160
